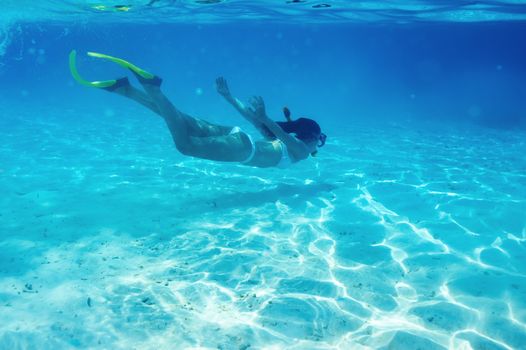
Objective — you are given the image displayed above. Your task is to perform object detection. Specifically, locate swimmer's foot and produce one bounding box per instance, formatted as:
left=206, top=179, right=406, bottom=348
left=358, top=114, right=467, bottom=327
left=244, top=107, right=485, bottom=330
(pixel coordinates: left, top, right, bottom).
left=133, top=73, right=163, bottom=87
left=103, top=77, right=131, bottom=92
left=86, top=51, right=163, bottom=87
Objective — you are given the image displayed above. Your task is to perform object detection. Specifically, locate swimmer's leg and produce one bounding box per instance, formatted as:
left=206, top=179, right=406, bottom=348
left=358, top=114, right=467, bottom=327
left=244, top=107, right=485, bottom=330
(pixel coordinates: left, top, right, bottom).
left=110, top=79, right=162, bottom=115
left=138, top=79, right=252, bottom=161
left=111, top=83, right=233, bottom=137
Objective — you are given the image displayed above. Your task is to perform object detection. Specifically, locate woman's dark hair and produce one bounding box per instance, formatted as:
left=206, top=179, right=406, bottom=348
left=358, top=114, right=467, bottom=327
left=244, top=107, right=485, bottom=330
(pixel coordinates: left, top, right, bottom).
left=277, top=118, right=326, bottom=147
left=260, top=108, right=327, bottom=152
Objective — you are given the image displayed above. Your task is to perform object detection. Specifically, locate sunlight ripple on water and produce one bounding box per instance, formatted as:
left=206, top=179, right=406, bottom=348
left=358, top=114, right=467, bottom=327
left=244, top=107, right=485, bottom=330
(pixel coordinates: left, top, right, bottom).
left=1, top=0, right=526, bottom=23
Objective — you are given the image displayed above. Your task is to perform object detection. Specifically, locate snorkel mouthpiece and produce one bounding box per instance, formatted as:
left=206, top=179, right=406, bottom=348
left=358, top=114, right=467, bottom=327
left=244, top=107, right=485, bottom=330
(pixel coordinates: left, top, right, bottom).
left=318, top=133, right=327, bottom=147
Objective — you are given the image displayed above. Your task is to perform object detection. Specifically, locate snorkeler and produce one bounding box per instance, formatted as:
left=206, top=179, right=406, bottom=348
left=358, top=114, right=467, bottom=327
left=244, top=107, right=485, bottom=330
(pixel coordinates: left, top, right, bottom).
left=68, top=51, right=326, bottom=168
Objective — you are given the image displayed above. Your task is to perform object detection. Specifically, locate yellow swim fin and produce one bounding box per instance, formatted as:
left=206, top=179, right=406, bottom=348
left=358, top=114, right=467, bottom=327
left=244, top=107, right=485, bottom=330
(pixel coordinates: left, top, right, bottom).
left=87, top=51, right=155, bottom=79
left=68, top=50, right=118, bottom=89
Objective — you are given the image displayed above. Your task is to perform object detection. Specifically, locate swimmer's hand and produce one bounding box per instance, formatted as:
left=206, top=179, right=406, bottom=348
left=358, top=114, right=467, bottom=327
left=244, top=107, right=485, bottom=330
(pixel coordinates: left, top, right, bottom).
left=216, top=76, right=232, bottom=99
left=248, top=96, right=308, bottom=159
left=217, top=77, right=255, bottom=119
left=249, top=96, right=267, bottom=121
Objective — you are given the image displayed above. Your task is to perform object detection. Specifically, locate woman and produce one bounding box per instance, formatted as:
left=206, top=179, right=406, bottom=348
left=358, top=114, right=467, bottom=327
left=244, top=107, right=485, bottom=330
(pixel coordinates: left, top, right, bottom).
left=69, top=51, right=326, bottom=168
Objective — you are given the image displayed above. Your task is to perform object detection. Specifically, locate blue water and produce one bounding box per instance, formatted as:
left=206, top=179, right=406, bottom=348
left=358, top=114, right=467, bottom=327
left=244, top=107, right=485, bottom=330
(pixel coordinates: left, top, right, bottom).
left=1, top=1, right=526, bottom=350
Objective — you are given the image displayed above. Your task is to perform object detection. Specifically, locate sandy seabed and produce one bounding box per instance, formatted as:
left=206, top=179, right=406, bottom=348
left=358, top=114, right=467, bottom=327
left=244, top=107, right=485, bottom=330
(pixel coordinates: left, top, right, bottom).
left=1, top=108, right=525, bottom=350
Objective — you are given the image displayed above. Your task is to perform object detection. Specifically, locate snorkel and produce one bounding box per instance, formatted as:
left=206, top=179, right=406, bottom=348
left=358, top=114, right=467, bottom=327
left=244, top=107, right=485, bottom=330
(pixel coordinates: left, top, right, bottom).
left=283, top=106, right=293, bottom=122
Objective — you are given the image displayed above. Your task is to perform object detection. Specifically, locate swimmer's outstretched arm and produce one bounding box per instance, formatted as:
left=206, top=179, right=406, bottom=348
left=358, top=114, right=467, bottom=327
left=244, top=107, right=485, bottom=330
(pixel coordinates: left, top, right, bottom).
left=216, top=77, right=275, bottom=139
left=249, top=96, right=310, bottom=161
left=216, top=76, right=252, bottom=118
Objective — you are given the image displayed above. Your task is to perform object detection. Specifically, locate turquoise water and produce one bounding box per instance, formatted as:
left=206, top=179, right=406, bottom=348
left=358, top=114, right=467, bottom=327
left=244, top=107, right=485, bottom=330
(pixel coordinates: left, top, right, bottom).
left=1, top=1, right=526, bottom=350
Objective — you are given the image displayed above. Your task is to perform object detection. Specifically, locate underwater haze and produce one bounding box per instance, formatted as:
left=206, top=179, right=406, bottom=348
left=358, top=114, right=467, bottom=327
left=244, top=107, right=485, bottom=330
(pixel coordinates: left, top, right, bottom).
left=1, top=1, right=526, bottom=349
